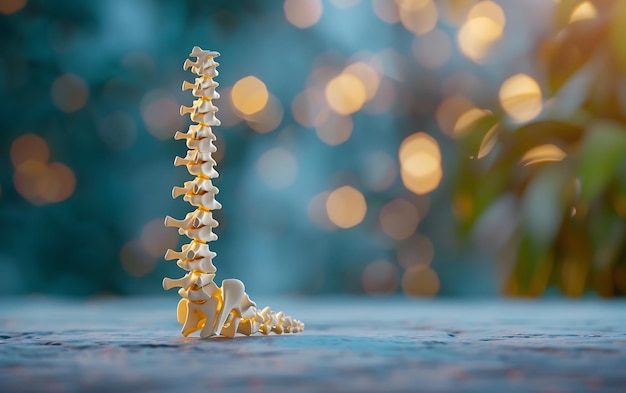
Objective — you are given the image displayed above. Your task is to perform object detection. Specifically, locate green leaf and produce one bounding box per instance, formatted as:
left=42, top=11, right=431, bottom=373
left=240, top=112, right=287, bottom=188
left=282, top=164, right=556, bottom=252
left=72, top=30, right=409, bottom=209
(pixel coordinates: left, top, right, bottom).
left=578, top=121, right=626, bottom=202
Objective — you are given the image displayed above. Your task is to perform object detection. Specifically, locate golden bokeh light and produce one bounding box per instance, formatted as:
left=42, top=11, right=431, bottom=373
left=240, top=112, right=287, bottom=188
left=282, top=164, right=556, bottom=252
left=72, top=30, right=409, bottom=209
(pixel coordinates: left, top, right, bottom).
left=457, top=1, right=506, bottom=63
left=10, top=133, right=50, bottom=167
left=121, top=239, right=156, bottom=278
left=284, top=0, right=323, bottom=29
left=440, top=0, right=479, bottom=26
left=372, top=0, right=400, bottom=24
left=397, top=0, right=438, bottom=36
left=344, top=61, right=380, bottom=100
left=569, top=1, right=597, bottom=23
left=399, top=132, right=443, bottom=195
left=326, top=185, right=367, bottom=229
left=245, top=94, right=284, bottom=134
left=231, top=76, right=269, bottom=116
left=51, top=74, right=89, bottom=113
left=0, top=0, right=27, bottom=15
left=14, top=160, right=75, bottom=205
left=257, top=148, right=298, bottom=189
left=141, top=91, right=183, bottom=140
left=42, top=162, right=76, bottom=203
left=467, top=1, right=505, bottom=40
left=520, top=144, right=567, bottom=166
left=14, top=160, right=49, bottom=202
left=307, top=191, right=337, bottom=231
left=453, top=108, right=491, bottom=137
left=379, top=198, right=420, bottom=240
left=315, top=112, right=353, bottom=146
left=498, top=73, right=543, bottom=123
left=362, top=260, right=398, bottom=294
left=140, top=218, right=179, bottom=259
left=435, top=95, right=475, bottom=136
left=412, top=28, right=453, bottom=69
left=401, top=265, right=440, bottom=297
left=397, top=234, right=434, bottom=269
left=325, top=73, right=367, bottom=115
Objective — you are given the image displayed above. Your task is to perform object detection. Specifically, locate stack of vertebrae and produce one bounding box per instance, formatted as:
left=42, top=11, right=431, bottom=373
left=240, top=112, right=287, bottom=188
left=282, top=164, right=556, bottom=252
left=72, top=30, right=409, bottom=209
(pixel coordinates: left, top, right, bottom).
left=162, top=47, right=304, bottom=339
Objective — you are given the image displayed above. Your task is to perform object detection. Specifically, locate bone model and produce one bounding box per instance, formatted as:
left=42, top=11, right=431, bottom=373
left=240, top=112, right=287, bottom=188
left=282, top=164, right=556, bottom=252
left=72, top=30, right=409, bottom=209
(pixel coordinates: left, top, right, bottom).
left=163, top=47, right=304, bottom=338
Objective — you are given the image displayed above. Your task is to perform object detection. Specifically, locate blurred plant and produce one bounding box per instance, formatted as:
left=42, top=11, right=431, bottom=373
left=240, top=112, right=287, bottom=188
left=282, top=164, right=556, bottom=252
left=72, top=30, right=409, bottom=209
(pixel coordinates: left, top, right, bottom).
left=453, top=0, right=626, bottom=297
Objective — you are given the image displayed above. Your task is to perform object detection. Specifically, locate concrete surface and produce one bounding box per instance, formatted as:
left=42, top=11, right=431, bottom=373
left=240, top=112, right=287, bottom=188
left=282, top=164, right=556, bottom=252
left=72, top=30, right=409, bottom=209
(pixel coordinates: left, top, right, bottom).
left=1, top=296, right=625, bottom=392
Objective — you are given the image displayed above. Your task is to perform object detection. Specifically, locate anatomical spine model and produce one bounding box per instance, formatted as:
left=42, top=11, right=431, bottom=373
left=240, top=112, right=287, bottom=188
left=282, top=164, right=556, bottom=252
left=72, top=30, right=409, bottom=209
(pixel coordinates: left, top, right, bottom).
left=163, top=47, right=304, bottom=338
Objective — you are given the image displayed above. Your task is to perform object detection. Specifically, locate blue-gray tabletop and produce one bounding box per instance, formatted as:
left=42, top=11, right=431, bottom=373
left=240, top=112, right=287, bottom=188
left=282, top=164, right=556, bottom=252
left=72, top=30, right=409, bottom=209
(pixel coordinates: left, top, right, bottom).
left=1, top=297, right=625, bottom=392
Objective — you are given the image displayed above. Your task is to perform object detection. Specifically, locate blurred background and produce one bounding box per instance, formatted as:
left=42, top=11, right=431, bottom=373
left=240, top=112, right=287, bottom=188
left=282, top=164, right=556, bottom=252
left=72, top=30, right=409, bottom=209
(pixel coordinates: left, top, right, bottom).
left=1, top=0, right=625, bottom=298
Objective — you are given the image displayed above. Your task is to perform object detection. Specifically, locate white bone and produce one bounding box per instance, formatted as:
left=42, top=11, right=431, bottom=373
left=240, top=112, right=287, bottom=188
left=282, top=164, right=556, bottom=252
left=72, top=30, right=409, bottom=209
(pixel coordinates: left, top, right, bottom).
left=172, top=178, right=218, bottom=199
left=191, top=111, right=220, bottom=125
left=183, top=192, right=222, bottom=210
left=185, top=138, right=217, bottom=153
left=163, top=46, right=304, bottom=338
left=186, top=162, right=218, bottom=178
left=189, top=46, right=220, bottom=59
left=165, top=209, right=218, bottom=230
left=180, top=226, right=218, bottom=242
left=180, top=99, right=218, bottom=116
left=177, top=256, right=216, bottom=273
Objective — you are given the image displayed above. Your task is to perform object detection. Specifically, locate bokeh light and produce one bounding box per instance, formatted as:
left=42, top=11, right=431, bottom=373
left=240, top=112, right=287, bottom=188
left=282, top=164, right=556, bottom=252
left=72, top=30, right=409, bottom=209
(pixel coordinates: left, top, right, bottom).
left=363, top=77, right=396, bottom=115
left=344, top=61, right=380, bottom=100
left=14, top=160, right=76, bottom=205
left=457, top=1, right=506, bottom=63
left=284, top=0, right=323, bottom=29
left=361, top=260, right=398, bottom=294
left=245, top=94, right=284, bottom=134
left=372, top=0, right=400, bottom=24
left=379, top=198, right=420, bottom=240
left=307, top=191, right=337, bottom=231
left=325, top=73, right=367, bottom=115
left=401, top=265, right=440, bottom=297
left=520, top=144, right=567, bottom=166
left=257, top=148, right=298, bottom=189
left=498, top=73, right=542, bottom=123
left=141, top=90, right=183, bottom=140
left=0, top=0, right=26, bottom=14
left=398, top=0, right=438, bottom=36
left=10, top=133, right=50, bottom=167
left=569, top=1, right=597, bottom=23
left=315, top=112, right=353, bottom=145
left=292, top=88, right=329, bottom=128
left=436, top=95, right=475, bottom=136
left=51, top=74, right=89, bottom=113
left=399, top=132, right=443, bottom=195
left=231, top=76, right=269, bottom=116
left=453, top=108, right=491, bottom=137
left=326, top=186, right=367, bottom=229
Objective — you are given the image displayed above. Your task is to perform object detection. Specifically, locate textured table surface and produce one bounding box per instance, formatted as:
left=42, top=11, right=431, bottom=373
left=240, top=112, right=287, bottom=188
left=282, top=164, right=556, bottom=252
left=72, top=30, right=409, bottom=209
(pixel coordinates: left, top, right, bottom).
left=1, top=296, right=625, bottom=393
